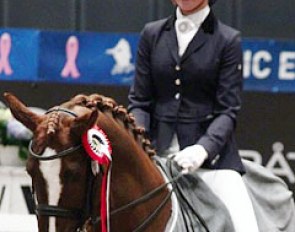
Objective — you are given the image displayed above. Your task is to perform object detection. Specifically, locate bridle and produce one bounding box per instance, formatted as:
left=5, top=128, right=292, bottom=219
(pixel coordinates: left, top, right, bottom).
left=30, top=147, right=94, bottom=232
left=28, top=107, right=83, bottom=162
left=28, top=107, right=175, bottom=232
left=29, top=107, right=94, bottom=231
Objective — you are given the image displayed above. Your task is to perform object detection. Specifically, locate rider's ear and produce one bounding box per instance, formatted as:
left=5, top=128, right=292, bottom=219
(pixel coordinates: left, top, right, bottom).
left=71, top=110, right=98, bottom=136
left=3, top=92, right=43, bottom=132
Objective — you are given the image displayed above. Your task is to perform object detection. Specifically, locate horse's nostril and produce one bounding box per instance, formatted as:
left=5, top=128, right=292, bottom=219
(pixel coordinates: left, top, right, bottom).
left=86, top=101, right=96, bottom=108
left=81, top=99, right=87, bottom=105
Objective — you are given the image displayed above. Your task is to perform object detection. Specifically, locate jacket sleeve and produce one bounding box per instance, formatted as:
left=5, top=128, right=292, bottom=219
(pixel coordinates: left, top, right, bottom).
left=197, top=33, right=243, bottom=162
left=128, top=25, right=155, bottom=133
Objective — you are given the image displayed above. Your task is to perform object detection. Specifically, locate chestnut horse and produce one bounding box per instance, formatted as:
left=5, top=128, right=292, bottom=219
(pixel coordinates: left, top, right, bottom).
left=4, top=93, right=175, bottom=232
left=5, top=92, right=295, bottom=232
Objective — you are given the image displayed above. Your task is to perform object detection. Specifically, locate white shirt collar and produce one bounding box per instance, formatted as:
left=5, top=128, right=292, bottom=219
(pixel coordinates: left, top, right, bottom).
left=176, top=5, right=210, bottom=28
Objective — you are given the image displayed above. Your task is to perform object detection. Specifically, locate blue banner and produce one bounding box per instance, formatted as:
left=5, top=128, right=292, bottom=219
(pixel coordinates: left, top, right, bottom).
left=0, top=29, right=39, bottom=81
left=243, top=39, right=295, bottom=92
left=0, top=28, right=295, bottom=92
left=39, top=31, right=138, bottom=85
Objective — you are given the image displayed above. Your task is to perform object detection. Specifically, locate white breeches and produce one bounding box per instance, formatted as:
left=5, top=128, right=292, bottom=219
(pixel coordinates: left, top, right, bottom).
left=164, top=134, right=259, bottom=232
left=198, top=169, right=259, bottom=232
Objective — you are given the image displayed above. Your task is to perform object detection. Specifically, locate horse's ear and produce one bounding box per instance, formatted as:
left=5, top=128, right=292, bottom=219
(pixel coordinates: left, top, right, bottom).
left=71, top=110, right=98, bottom=135
left=3, top=92, right=42, bottom=132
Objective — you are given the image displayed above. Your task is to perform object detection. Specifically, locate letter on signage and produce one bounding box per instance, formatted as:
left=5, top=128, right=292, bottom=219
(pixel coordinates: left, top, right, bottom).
left=266, top=152, right=295, bottom=184
left=278, top=51, right=295, bottom=80
left=243, top=50, right=252, bottom=78
left=252, top=51, right=272, bottom=79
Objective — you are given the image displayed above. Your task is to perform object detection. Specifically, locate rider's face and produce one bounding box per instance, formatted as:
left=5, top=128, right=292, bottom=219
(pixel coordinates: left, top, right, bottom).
left=174, top=0, right=209, bottom=15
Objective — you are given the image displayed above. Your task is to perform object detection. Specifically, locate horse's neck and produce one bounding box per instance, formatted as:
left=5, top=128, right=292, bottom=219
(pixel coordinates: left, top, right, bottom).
left=98, top=121, right=171, bottom=231
left=111, top=131, right=165, bottom=194
left=98, top=112, right=165, bottom=191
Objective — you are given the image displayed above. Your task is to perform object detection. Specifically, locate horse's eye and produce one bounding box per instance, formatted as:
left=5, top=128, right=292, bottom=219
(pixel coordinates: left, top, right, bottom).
left=81, top=99, right=87, bottom=106
left=62, top=163, right=81, bottom=183
left=29, top=141, right=45, bottom=156
left=63, top=169, right=81, bottom=183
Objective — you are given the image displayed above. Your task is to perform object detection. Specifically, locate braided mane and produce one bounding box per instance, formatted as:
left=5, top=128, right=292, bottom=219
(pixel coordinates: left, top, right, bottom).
left=67, top=94, right=156, bottom=157
left=47, top=107, right=60, bottom=135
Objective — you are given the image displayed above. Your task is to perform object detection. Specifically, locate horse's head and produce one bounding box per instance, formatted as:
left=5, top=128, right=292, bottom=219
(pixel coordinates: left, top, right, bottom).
left=4, top=92, right=98, bottom=232
left=4, top=92, right=171, bottom=232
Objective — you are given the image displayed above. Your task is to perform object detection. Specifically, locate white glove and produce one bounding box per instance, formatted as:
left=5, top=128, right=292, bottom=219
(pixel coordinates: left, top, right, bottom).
left=173, top=144, right=208, bottom=174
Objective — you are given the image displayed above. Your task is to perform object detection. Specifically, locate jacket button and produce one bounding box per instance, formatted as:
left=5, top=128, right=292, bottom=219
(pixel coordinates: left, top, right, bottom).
left=174, top=93, right=180, bottom=100
left=175, top=78, right=181, bottom=86
left=175, top=65, right=181, bottom=71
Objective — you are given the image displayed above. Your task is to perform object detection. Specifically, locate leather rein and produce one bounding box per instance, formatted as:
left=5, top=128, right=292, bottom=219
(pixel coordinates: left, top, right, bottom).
left=29, top=107, right=176, bottom=232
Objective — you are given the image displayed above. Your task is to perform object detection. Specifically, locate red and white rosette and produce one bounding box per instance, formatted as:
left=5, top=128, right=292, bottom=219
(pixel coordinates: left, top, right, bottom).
left=82, top=125, right=112, bottom=164
left=82, top=125, right=112, bottom=232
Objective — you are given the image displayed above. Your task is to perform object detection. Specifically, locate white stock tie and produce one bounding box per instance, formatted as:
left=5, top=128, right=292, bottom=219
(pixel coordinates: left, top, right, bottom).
left=176, top=18, right=195, bottom=34
left=175, top=18, right=196, bottom=56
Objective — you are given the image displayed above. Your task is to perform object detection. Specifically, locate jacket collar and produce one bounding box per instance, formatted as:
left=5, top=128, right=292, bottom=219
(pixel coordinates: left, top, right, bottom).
left=164, top=10, right=216, bottom=63
left=164, top=8, right=216, bottom=33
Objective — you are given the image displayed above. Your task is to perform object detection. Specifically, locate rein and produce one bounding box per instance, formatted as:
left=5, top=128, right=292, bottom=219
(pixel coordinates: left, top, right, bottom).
left=91, top=166, right=184, bottom=232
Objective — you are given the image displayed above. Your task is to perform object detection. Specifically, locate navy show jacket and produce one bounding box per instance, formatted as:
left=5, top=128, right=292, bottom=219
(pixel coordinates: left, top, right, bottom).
left=128, top=10, right=245, bottom=173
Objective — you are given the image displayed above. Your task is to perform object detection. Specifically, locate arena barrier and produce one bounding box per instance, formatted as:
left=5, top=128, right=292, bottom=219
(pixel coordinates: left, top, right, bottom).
left=0, top=166, right=38, bottom=231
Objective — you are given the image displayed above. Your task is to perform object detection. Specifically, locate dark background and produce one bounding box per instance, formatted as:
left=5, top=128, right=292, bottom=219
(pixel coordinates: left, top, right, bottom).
left=0, top=0, right=295, bottom=191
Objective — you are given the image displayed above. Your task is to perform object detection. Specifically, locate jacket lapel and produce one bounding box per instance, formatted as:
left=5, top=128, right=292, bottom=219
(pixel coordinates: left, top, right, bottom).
left=164, top=15, right=180, bottom=64
left=166, top=29, right=180, bottom=63
left=180, top=28, right=208, bottom=63
left=164, top=10, right=216, bottom=64
left=180, top=10, right=216, bottom=63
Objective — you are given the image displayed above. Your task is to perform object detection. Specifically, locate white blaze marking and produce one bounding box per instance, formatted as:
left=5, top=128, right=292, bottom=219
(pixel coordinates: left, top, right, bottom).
left=39, top=148, right=62, bottom=232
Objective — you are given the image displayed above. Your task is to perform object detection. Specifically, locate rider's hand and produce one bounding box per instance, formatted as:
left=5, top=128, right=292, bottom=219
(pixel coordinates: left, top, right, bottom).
left=173, top=144, right=208, bottom=174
